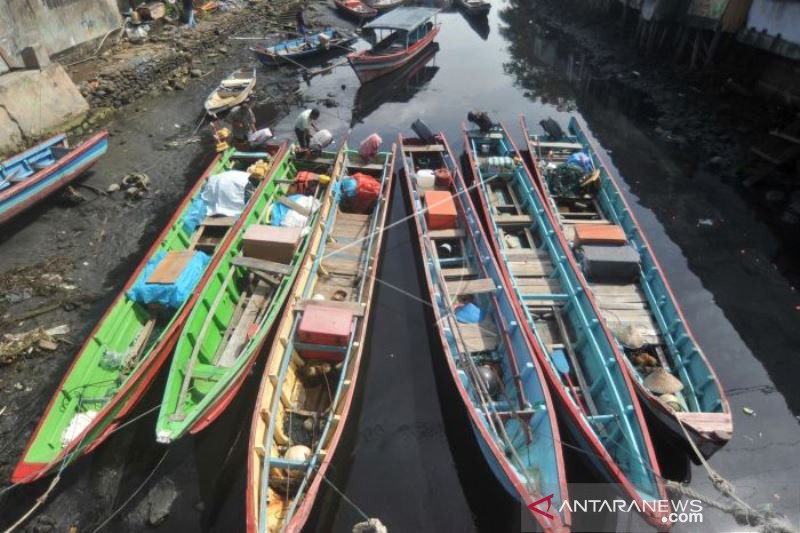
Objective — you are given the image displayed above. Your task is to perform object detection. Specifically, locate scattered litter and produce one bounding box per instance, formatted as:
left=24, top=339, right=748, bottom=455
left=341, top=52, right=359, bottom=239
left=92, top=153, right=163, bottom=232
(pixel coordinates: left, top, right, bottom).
left=743, top=407, right=756, bottom=416
left=698, top=218, right=714, bottom=227
left=13, top=382, right=23, bottom=391
left=121, top=173, right=150, bottom=200
left=1, top=324, right=70, bottom=364
left=0, top=406, right=6, bottom=416
left=107, top=183, right=121, bottom=193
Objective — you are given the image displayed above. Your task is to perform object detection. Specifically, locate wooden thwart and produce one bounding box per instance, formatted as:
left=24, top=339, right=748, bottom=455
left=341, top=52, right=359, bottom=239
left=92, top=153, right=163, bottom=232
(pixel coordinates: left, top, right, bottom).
left=429, top=228, right=465, bottom=239
left=293, top=299, right=365, bottom=316
left=279, top=196, right=311, bottom=216
left=403, top=144, right=445, bottom=153
left=201, top=216, right=236, bottom=227
left=495, top=214, right=534, bottom=225
left=231, top=255, right=291, bottom=276
left=455, top=321, right=499, bottom=353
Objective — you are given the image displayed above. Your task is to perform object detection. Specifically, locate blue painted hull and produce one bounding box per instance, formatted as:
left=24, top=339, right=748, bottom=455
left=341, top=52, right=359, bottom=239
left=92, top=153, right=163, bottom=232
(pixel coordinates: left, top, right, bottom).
left=0, top=132, right=108, bottom=224
left=252, top=30, right=355, bottom=66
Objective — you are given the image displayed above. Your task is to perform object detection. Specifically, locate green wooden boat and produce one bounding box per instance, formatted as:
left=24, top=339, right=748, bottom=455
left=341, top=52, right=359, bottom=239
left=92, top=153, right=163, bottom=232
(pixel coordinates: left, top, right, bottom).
left=12, top=144, right=289, bottom=483
left=155, top=148, right=339, bottom=443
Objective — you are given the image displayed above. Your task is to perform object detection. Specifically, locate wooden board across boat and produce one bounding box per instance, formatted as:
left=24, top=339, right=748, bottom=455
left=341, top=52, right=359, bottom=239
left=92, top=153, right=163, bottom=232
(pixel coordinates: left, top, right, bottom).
left=400, top=132, right=569, bottom=531
left=463, top=122, right=669, bottom=528
left=11, top=144, right=288, bottom=483
left=522, top=115, right=732, bottom=459
left=247, top=146, right=395, bottom=533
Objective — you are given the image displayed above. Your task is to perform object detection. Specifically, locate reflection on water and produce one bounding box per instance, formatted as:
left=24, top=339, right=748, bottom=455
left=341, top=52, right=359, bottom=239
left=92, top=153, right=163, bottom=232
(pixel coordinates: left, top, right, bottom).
left=459, top=10, right=490, bottom=40
left=352, top=43, right=441, bottom=126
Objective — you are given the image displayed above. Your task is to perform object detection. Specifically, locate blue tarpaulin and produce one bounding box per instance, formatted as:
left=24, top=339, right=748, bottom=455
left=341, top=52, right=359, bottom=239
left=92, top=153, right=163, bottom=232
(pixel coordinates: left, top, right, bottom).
left=127, top=250, right=211, bottom=309
left=182, top=196, right=207, bottom=234
left=455, top=302, right=485, bottom=323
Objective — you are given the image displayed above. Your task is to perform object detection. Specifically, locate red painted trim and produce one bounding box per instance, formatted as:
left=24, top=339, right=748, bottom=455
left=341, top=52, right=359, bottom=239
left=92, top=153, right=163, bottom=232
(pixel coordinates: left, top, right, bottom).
left=462, top=123, right=668, bottom=528
left=398, top=134, right=569, bottom=532
left=348, top=27, right=440, bottom=82
left=12, top=145, right=290, bottom=484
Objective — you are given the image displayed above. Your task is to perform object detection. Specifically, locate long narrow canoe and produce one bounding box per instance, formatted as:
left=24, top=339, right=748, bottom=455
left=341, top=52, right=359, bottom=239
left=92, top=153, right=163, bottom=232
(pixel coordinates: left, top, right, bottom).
left=523, top=115, right=732, bottom=458
left=247, top=146, right=394, bottom=532
left=205, top=68, right=256, bottom=116
left=400, top=133, right=569, bottom=532
left=155, top=148, right=336, bottom=443
left=251, top=30, right=357, bottom=67
left=12, top=144, right=288, bottom=483
left=0, top=131, right=108, bottom=224
left=463, top=123, right=668, bottom=527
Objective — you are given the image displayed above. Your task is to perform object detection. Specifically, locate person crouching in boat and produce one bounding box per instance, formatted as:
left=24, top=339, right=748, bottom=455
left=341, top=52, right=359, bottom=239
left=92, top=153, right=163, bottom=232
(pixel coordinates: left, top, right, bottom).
left=230, top=99, right=273, bottom=150
left=294, top=107, right=321, bottom=148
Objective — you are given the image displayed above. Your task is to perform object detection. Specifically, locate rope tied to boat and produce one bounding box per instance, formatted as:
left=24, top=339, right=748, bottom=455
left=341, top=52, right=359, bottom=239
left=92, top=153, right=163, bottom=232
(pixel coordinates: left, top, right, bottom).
left=672, top=418, right=798, bottom=533
left=316, top=469, right=386, bottom=532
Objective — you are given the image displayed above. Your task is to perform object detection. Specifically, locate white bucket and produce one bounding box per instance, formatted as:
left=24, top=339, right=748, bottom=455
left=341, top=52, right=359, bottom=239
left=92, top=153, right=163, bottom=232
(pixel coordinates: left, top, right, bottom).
left=416, top=169, right=435, bottom=190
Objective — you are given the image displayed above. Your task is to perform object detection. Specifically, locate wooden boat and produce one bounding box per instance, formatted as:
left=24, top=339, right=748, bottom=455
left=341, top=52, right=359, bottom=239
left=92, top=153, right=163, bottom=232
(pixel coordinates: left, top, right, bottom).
left=247, top=146, right=394, bottom=532
left=400, top=133, right=569, bottom=531
left=351, top=42, right=439, bottom=126
left=463, top=123, right=668, bottom=527
left=332, top=0, right=378, bottom=22
left=11, top=144, right=288, bottom=483
left=251, top=29, right=357, bottom=67
left=205, top=68, right=257, bottom=116
left=367, top=0, right=404, bottom=13
left=0, top=132, right=108, bottom=224
left=522, top=115, right=732, bottom=458
left=347, top=7, right=440, bottom=83
left=155, top=148, right=336, bottom=443
left=456, top=0, right=490, bottom=17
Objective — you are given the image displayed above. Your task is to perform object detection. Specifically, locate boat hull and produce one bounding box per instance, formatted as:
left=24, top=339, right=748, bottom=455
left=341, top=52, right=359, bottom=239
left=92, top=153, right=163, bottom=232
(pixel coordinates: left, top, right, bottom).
left=348, top=26, right=440, bottom=83
left=0, top=132, right=108, bottom=225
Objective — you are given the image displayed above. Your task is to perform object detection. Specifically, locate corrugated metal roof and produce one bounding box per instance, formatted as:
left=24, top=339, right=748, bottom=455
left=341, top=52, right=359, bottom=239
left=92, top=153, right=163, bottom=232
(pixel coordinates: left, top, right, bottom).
left=364, top=7, right=439, bottom=31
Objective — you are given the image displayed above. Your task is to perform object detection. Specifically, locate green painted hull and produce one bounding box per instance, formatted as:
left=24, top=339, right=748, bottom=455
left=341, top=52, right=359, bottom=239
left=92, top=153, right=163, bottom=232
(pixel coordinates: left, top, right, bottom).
left=155, top=148, right=337, bottom=443
left=12, top=148, right=245, bottom=483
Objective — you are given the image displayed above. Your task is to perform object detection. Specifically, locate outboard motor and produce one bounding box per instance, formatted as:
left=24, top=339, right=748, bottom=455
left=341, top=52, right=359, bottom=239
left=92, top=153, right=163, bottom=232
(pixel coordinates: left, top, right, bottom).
left=539, top=117, right=564, bottom=140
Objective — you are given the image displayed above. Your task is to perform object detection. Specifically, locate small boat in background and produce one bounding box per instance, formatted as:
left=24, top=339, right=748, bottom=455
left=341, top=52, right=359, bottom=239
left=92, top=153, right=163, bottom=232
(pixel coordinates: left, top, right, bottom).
left=247, top=146, right=394, bottom=533
left=155, top=148, right=336, bottom=444
left=522, top=115, right=732, bottom=459
left=400, top=131, right=569, bottom=531
left=333, top=0, right=378, bottom=22
left=456, top=0, right=490, bottom=17
left=348, top=7, right=440, bottom=83
left=205, top=68, right=257, bottom=116
left=12, top=144, right=287, bottom=483
left=367, top=0, right=404, bottom=13
left=463, top=123, right=668, bottom=528
left=251, top=29, right=357, bottom=67
left=0, top=132, right=108, bottom=225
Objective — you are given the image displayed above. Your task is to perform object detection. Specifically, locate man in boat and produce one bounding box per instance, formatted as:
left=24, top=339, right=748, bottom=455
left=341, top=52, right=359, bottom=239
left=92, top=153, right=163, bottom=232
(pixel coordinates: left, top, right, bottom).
left=230, top=99, right=273, bottom=148
left=294, top=108, right=320, bottom=148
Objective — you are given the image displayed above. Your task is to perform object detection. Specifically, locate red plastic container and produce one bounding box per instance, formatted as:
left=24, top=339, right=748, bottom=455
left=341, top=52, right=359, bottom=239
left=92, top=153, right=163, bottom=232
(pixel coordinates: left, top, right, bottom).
left=574, top=223, right=627, bottom=246
left=425, top=190, right=457, bottom=230
left=297, top=305, right=353, bottom=362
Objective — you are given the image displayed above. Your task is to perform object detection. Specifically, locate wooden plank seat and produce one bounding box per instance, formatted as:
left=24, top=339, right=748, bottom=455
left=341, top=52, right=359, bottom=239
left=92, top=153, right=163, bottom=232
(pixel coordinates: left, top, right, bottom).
left=495, top=214, right=534, bottom=226
left=429, top=229, right=465, bottom=239
left=231, top=256, right=291, bottom=276
left=293, top=299, right=366, bottom=316
left=509, top=262, right=553, bottom=277
left=403, top=144, right=446, bottom=153
left=446, top=278, right=498, bottom=296
left=201, top=216, right=236, bottom=227
left=441, top=266, right=477, bottom=280
left=504, top=248, right=549, bottom=260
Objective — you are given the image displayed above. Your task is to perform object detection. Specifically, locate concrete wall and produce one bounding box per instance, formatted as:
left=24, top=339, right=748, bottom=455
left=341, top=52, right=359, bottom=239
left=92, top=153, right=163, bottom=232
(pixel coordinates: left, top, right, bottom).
left=0, top=64, right=89, bottom=154
left=0, top=0, right=122, bottom=68
left=739, top=0, right=800, bottom=60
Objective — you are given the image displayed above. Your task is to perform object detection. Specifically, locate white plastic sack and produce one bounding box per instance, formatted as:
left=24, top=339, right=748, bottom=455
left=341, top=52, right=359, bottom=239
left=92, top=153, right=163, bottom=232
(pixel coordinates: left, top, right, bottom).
left=248, top=128, right=273, bottom=145
left=201, top=170, right=251, bottom=216
left=281, top=195, right=320, bottom=229
left=309, top=129, right=334, bottom=151
left=62, top=410, right=98, bottom=447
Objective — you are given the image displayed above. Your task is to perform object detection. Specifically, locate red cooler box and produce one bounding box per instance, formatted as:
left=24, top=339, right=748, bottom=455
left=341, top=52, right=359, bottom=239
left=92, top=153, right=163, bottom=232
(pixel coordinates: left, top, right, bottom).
left=297, top=304, right=353, bottom=362
left=425, top=190, right=457, bottom=230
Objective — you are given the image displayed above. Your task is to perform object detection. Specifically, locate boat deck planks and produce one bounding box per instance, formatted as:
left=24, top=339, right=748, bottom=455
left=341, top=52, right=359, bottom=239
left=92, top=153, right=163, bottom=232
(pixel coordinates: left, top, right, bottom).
left=215, top=282, right=271, bottom=368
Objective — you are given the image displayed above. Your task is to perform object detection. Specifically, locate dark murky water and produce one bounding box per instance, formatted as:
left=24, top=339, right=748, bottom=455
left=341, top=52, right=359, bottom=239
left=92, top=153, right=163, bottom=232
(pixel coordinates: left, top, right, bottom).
left=2, top=0, right=799, bottom=531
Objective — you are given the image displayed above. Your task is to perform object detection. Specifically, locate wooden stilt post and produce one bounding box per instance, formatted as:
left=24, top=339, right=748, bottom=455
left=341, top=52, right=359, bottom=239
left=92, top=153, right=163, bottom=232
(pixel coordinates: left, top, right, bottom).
left=705, top=23, right=723, bottom=67
left=673, top=25, right=689, bottom=64
left=690, top=28, right=702, bottom=70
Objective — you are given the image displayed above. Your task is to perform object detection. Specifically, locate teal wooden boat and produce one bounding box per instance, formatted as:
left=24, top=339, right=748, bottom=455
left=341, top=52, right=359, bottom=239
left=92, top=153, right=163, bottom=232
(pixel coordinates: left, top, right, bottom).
left=155, top=148, right=336, bottom=443
left=247, top=146, right=394, bottom=532
left=522, top=115, right=732, bottom=458
left=463, top=123, right=668, bottom=528
left=400, top=133, right=569, bottom=531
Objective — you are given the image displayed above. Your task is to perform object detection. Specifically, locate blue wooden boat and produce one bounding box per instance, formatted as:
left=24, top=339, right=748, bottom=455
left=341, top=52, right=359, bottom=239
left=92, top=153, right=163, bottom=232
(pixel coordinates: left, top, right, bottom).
left=522, top=115, right=732, bottom=459
left=251, top=29, right=357, bottom=66
left=0, top=131, right=108, bottom=224
left=400, top=133, right=569, bottom=532
left=247, top=146, right=395, bottom=533
left=463, top=123, right=668, bottom=528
